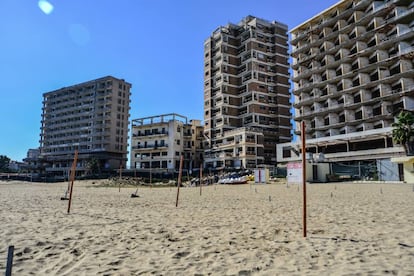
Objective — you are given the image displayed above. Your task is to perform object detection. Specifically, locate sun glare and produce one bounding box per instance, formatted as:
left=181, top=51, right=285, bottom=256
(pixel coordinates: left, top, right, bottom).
left=38, top=0, right=54, bottom=15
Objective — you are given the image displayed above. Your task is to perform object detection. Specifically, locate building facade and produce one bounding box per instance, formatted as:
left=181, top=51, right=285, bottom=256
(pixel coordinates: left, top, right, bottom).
left=39, top=76, right=131, bottom=176
left=203, top=15, right=291, bottom=170
left=278, top=0, right=414, bottom=181
left=130, top=113, right=204, bottom=174
left=21, top=148, right=41, bottom=174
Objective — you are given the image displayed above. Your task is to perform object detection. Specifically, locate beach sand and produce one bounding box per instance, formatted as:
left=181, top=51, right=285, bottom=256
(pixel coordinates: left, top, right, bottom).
left=0, top=180, right=413, bottom=275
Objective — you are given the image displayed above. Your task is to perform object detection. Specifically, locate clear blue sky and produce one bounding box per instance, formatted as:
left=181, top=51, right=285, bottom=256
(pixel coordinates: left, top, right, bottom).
left=0, top=0, right=339, bottom=161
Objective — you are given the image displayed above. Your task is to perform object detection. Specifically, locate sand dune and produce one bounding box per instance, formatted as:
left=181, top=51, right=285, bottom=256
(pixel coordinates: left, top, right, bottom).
left=0, top=180, right=413, bottom=275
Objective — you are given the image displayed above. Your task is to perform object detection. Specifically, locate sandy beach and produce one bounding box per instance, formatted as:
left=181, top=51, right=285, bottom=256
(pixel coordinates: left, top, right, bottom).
left=0, top=180, right=413, bottom=275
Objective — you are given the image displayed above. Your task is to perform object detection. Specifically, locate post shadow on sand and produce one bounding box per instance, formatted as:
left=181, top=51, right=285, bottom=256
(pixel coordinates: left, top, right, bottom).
left=131, top=185, right=140, bottom=198
left=131, top=171, right=140, bottom=198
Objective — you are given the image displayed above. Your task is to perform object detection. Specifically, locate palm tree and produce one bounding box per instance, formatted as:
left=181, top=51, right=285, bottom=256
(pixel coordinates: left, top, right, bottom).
left=392, top=111, right=414, bottom=155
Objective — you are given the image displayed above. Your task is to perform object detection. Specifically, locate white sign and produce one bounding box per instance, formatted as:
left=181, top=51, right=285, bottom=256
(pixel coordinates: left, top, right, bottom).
left=254, top=168, right=268, bottom=184
left=287, top=162, right=302, bottom=184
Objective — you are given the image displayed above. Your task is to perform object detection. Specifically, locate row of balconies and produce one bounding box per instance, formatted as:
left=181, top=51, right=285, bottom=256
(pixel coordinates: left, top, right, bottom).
left=43, top=115, right=112, bottom=127
left=42, top=113, right=93, bottom=123
left=305, top=119, right=393, bottom=139
left=131, top=143, right=168, bottom=150
left=43, top=91, right=95, bottom=103
left=42, top=101, right=96, bottom=112
left=132, top=130, right=169, bottom=137
left=210, top=40, right=286, bottom=65
left=209, top=43, right=287, bottom=65
left=296, top=30, right=388, bottom=69
left=302, top=114, right=394, bottom=132
left=299, top=82, right=399, bottom=104
left=43, top=96, right=101, bottom=108
left=301, top=102, right=393, bottom=124
left=297, top=95, right=414, bottom=135
left=41, top=127, right=110, bottom=137
left=41, top=144, right=111, bottom=155
left=298, top=58, right=411, bottom=88
left=210, top=66, right=284, bottom=88
left=293, top=7, right=403, bottom=55
left=293, top=22, right=412, bottom=70
left=42, top=142, right=110, bottom=152
left=43, top=132, right=92, bottom=141
left=41, top=131, right=113, bottom=143
left=294, top=57, right=413, bottom=95
left=296, top=79, right=414, bottom=111
left=43, top=88, right=114, bottom=104
left=291, top=0, right=401, bottom=45
left=294, top=51, right=413, bottom=86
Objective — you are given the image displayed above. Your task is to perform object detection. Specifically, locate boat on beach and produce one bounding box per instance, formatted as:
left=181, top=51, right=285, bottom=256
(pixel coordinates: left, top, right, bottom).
left=218, top=174, right=249, bottom=184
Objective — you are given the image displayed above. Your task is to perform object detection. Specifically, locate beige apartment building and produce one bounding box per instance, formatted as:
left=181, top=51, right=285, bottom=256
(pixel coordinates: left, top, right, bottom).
left=39, top=76, right=131, bottom=176
left=203, top=15, right=291, bottom=170
left=130, top=114, right=204, bottom=174
left=278, top=0, right=414, bottom=181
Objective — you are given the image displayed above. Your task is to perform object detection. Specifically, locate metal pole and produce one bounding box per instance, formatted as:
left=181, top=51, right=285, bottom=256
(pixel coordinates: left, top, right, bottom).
left=150, top=153, right=153, bottom=189
left=67, top=150, right=78, bottom=214
left=176, top=155, right=183, bottom=207
left=302, top=121, right=307, bottom=238
left=5, top=245, right=14, bottom=276
left=200, top=164, right=202, bottom=196
left=119, top=164, right=122, bottom=192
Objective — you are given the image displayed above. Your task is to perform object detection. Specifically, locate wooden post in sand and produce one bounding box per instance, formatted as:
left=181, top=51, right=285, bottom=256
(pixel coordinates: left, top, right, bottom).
left=150, top=152, right=153, bottom=190
left=176, top=155, right=184, bottom=207
left=5, top=245, right=14, bottom=276
left=67, top=150, right=78, bottom=214
left=200, top=164, right=203, bottom=196
left=301, top=121, right=307, bottom=238
left=133, top=169, right=139, bottom=196
left=119, top=164, right=122, bottom=192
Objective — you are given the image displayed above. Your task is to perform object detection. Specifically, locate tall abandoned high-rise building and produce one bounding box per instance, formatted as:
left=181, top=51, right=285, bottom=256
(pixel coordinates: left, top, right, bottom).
left=39, top=76, right=131, bottom=176
left=203, top=15, right=291, bottom=170
left=277, top=0, right=414, bottom=181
